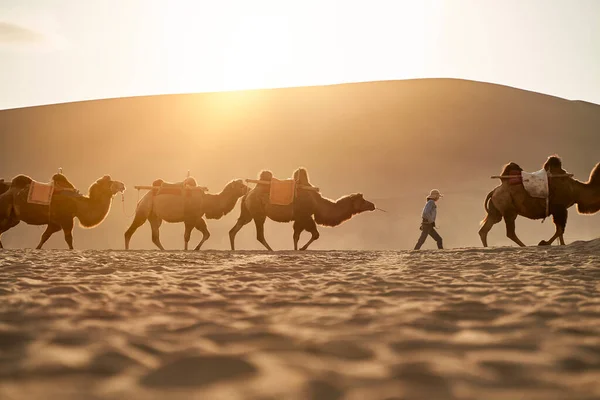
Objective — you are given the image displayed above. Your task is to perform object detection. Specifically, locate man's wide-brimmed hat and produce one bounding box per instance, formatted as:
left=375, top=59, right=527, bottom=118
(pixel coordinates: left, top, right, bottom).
left=427, top=189, right=443, bottom=199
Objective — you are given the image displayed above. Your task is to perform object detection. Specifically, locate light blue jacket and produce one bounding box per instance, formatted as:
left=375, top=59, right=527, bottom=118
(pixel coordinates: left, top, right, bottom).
left=421, top=199, right=437, bottom=224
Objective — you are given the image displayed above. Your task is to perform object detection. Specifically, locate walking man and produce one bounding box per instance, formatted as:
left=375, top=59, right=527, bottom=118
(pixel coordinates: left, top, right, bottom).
left=414, top=189, right=444, bottom=250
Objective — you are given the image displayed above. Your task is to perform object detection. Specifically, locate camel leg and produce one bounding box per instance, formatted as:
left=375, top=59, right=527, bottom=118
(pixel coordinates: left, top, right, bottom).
left=556, top=209, right=567, bottom=246
left=124, top=212, right=148, bottom=250
left=193, top=218, right=210, bottom=251
left=539, top=208, right=567, bottom=246
left=300, top=218, right=320, bottom=251
left=479, top=196, right=503, bottom=247
left=183, top=221, right=194, bottom=251
left=504, top=214, right=526, bottom=247
left=229, top=207, right=253, bottom=251
left=479, top=212, right=502, bottom=248
left=148, top=213, right=165, bottom=251
left=293, top=220, right=303, bottom=251
left=61, top=219, right=75, bottom=250
left=254, top=216, right=273, bottom=251
left=0, top=218, right=20, bottom=249
left=36, top=223, right=62, bottom=249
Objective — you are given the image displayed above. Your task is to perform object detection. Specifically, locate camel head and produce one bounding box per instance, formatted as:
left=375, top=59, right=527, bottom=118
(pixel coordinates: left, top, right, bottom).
left=89, top=175, right=126, bottom=198
left=349, top=193, right=376, bottom=213
left=224, top=179, right=250, bottom=197
left=110, top=180, right=126, bottom=195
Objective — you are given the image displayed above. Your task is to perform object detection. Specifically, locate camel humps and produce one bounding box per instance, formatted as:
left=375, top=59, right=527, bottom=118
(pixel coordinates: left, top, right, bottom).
left=0, top=174, right=125, bottom=249
left=124, top=178, right=249, bottom=250
left=479, top=155, right=600, bottom=247
left=229, top=168, right=376, bottom=251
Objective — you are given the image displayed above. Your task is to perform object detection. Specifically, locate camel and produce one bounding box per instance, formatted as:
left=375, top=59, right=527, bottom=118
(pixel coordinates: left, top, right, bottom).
left=0, top=174, right=125, bottom=249
left=124, top=178, right=249, bottom=251
left=0, top=173, right=81, bottom=249
left=479, top=155, right=600, bottom=247
left=229, top=168, right=376, bottom=251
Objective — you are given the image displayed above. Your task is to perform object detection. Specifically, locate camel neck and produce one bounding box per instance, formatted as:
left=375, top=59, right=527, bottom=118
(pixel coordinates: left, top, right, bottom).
left=313, top=195, right=356, bottom=227
left=203, top=188, right=240, bottom=219
left=572, top=179, right=600, bottom=214
left=75, top=192, right=113, bottom=228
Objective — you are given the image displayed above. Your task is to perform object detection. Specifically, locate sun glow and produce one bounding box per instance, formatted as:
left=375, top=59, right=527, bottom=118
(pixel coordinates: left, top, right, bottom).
left=157, top=1, right=439, bottom=95
left=220, top=15, right=293, bottom=90
left=158, top=5, right=297, bottom=93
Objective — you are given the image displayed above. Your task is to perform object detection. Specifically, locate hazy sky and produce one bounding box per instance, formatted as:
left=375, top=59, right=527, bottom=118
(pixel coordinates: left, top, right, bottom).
left=1, top=0, right=599, bottom=110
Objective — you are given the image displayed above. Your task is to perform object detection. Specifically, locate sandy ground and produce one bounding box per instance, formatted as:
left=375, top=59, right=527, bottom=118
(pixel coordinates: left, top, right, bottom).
left=1, top=241, right=599, bottom=400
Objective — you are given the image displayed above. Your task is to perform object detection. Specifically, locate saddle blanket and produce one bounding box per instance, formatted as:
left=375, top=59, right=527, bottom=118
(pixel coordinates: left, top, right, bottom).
left=27, top=181, right=55, bottom=205
left=521, top=169, right=548, bottom=199
left=269, top=178, right=296, bottom=206
left=153, top=177, right=198, bottom=197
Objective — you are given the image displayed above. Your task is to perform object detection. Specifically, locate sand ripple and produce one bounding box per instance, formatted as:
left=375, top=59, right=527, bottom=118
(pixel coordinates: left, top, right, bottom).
left=0, top=244, right=599, bottom=399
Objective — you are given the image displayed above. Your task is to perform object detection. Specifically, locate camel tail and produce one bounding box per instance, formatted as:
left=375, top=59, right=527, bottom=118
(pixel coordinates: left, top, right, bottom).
left=480, top=190, right=495, bottom=226
left=484, top=190, right=494, bottom=213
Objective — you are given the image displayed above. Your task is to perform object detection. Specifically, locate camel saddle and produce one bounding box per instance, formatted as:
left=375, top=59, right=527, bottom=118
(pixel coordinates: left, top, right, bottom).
left=26, top=180, right=71, bottom=202
left=518, top=169, right=551, bottom=219
left=152, top=178, right=204, bottom=197
left=27, top=181, right=55, bottom=205
left=27, top=178, right=81, bottom=205
left=269, top=178, right=296, bottom=206
left=521, top=169, right=549, bottom=199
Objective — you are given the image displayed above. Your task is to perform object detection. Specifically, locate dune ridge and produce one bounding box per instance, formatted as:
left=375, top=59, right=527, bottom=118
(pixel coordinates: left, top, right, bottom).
left=1, top=78, right=599, bottom=250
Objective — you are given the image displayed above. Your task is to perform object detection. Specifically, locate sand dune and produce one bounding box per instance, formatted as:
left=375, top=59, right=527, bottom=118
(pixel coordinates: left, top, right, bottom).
left=1, top=242, right=599, bottom=399
left=1, top=78, right=599, bottom=250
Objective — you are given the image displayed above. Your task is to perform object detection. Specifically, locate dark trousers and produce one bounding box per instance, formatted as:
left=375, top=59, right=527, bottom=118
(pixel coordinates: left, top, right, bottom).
left=414, top=223, right=443, bottom=250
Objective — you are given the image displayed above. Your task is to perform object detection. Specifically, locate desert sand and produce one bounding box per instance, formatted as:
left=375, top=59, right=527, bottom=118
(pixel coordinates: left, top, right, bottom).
left=1, top=241, right=599, bottom=400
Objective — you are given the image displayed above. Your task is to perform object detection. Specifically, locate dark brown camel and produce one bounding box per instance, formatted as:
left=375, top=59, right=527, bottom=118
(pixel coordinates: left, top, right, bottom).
left=229, top=168, right=376, bottom=251
left=124, top=178, right=249, bottom=250
left=0, top=174, right=125, bottom=249
left=479, top=155, right=600, bottom=247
